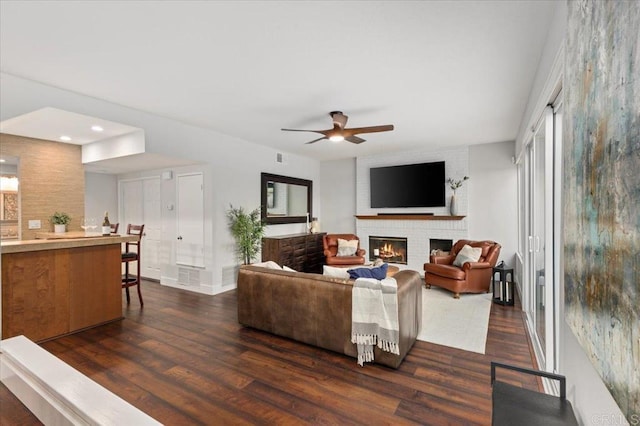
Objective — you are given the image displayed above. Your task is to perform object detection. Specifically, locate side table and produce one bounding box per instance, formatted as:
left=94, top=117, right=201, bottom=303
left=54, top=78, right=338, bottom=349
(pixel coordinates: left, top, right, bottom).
left=492, top=264, right=514, bottom=306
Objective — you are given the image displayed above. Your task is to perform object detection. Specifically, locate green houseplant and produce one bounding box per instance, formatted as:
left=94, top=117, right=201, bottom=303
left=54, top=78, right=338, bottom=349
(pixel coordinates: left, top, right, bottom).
left=50, top=211, right=71, bottom=233
left=227, top=205, right=266, bottom=265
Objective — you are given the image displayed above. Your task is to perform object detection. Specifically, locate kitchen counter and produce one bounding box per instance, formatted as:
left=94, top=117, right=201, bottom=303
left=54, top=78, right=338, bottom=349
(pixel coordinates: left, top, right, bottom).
left=1, top=234, right=138, bottom=342
left=1, top=233, right=138, bottom=254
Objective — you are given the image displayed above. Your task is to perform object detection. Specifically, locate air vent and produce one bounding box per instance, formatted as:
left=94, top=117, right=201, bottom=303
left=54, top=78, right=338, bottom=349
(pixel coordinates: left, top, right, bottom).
left=178, top=267, right=201, bottom=286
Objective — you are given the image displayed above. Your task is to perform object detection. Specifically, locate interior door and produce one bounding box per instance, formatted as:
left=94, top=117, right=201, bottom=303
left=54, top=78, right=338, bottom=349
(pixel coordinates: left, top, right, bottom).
left=120, top=178, right=161, bottom=280
left=176, top=173, right=205, bottom=268
left=142, top=178, right=161, bottom=279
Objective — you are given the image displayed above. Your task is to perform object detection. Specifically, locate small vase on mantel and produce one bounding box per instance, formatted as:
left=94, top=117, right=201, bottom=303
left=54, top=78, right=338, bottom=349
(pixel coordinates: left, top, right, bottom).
left=450, top=193, right=458, bottom=216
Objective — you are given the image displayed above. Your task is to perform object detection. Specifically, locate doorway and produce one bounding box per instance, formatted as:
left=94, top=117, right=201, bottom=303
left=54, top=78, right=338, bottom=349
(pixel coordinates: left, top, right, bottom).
left=176, top=172, right=205, bottom=268
left=120, top=177, right=162, bottom=280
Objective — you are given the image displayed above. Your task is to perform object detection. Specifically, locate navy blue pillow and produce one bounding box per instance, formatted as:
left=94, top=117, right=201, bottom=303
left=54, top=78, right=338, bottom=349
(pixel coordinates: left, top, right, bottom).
left=348, top=263, right=388, bottom=280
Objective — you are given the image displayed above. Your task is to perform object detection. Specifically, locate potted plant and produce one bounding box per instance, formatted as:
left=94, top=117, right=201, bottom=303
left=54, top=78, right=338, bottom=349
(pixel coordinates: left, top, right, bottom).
left=446, top=176, right=469, bottom=216
left=50, top=211, right=71, bottom=233
left=227, top=205, right=266, bottom=265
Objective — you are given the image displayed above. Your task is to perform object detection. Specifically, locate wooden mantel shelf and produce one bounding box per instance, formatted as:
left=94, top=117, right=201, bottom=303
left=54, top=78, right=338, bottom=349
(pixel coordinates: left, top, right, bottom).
left=355, top=215, right=466, bottom=221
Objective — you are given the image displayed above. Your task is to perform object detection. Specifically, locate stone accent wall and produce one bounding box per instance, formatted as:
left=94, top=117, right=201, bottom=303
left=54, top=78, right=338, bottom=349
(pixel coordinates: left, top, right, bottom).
left=0, top=133, right=84, bottom=240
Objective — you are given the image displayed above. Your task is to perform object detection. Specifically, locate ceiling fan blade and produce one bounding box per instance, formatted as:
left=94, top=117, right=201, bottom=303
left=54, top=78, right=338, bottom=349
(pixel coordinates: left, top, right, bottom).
left=305, top=137, right=327, bottom=145
left=345, top=135, right=366, bottom=144
left=282, top=128, right=321, bottom=133
left=343, top=124, right=394, bottom=136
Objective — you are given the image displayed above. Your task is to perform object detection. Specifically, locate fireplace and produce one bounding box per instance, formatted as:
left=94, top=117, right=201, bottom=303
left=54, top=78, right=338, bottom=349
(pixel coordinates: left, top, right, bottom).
left=369, top=236, right=408, bottom=264
left=430, top=238, right=453, bottom=255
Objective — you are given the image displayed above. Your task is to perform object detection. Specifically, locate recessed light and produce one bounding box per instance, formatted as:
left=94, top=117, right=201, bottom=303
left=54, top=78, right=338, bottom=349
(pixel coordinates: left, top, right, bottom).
left=0, top=159, right=5, bottom=163
left=91, top=125, right=104, bottom=132
left=60, top=135, right=72, bottom=141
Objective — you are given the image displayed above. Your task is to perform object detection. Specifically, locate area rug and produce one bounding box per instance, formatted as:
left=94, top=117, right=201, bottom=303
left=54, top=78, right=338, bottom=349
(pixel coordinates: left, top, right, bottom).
left=416, top=286, right=492, bottom=354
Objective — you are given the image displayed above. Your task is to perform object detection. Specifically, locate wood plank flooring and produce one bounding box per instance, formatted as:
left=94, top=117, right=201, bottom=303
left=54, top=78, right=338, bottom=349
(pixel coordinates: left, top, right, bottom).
left=1, top=279, right=539, bottom=425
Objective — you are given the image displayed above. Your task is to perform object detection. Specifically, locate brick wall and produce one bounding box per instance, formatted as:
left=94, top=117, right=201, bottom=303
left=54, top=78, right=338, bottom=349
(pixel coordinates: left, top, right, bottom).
left=0, top=133, right=85, bottom=240
left=356, top=147, right=469, bottom=271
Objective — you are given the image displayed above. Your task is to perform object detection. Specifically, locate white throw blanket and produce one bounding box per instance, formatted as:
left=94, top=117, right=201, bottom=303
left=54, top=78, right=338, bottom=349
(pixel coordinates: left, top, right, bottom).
left=351, top=277, right=400, bottom=366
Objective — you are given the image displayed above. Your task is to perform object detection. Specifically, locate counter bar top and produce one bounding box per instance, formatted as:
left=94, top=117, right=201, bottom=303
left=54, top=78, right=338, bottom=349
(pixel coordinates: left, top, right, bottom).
left=1, top=234, right=138, bottom=254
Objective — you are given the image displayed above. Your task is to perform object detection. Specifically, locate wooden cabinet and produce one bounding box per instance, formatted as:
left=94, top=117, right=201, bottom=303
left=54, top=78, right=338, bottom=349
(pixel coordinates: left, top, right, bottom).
left=262, top=233, right=325, bottom=273
left=2, top=242, right=124, bottom=342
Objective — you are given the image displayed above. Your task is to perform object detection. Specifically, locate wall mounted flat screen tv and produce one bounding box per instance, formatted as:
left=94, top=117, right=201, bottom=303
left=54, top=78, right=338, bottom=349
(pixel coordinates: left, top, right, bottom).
left=370, top=161, right=445, bottom=208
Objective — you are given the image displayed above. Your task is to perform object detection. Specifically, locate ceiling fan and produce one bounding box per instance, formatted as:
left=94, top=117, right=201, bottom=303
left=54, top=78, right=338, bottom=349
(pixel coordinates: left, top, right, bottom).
left=281, top=111, right=394, bottom=144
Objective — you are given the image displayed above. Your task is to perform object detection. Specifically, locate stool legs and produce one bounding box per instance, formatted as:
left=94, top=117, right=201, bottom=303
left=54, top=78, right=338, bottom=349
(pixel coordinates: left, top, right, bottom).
left=122, top=257, right=143, bottom=306
left=125, top=261, right=131, bottom=304
left=136, top=254, right=143, bottom=306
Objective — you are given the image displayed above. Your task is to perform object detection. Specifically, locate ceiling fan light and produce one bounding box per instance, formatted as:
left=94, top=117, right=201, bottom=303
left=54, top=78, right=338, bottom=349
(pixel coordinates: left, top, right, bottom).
left=329, top=135, right=344, bottom=142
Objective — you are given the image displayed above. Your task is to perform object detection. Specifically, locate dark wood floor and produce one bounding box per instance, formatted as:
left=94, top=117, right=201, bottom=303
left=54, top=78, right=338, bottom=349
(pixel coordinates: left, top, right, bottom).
left=1, top=279, right=538, bottom=425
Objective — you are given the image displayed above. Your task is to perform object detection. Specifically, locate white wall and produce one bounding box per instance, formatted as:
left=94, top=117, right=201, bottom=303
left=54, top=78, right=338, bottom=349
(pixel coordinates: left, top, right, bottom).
left=561, top=320, right=630, bottom=426
left=319, top=158, right=357, bottom=234
left=1, top=73, right=321, bottom=294
left=84, top=172, right=118, bottom=225
left=354, top=147, right=469, bottom=272
left=320, top=145, right=517, bottom=270
left=356, top=147, right=469, bottom=216
left=468, top=141, right=517, bottom=266
left=515, top=0, right=567, bottom=157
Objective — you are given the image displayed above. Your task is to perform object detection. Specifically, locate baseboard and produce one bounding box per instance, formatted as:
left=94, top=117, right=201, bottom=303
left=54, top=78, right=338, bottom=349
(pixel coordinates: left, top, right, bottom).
left=161, top=276, right=217, bottom=295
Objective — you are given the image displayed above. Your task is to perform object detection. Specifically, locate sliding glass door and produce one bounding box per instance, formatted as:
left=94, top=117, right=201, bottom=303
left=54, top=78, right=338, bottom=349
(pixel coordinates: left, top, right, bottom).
left=521, top=101, right=560, bottom=375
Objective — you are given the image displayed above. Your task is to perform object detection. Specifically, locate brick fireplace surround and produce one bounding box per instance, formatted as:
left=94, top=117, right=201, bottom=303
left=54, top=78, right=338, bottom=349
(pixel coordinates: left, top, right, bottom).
left=355, top=146, right=470, bottom=273
left=357, top=216, right=467, bottom=272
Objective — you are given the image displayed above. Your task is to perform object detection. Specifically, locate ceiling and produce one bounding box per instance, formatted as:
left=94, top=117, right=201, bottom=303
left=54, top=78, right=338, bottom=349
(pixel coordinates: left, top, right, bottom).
left=0, top=107, right=141, bottom=145
left=0, top=1, right=557, bottom=162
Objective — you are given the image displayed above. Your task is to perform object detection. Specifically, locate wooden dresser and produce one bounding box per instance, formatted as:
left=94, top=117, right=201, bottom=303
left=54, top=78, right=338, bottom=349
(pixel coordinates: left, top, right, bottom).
left=262, top=232, right=326, bottom=273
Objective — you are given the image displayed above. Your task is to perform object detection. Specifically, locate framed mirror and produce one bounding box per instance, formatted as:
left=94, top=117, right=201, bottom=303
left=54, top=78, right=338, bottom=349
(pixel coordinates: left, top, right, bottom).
left=261, top=173, right=312, bottom=225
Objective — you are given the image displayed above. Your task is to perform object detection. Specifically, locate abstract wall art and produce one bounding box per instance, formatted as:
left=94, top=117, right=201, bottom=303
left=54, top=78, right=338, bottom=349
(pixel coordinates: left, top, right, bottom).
left=564, top=0, right=639, bottom=421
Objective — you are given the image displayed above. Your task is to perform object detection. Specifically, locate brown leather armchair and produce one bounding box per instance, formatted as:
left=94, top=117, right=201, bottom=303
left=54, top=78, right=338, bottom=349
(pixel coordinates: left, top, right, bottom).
left=424, top=239, right=501, bottom=299
left=323, top=233, right=366, bottom=266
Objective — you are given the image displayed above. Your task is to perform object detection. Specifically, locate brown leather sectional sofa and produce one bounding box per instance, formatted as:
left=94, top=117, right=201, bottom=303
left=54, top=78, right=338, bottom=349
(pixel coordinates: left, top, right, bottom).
left=237, top=265, right=423, bottom=368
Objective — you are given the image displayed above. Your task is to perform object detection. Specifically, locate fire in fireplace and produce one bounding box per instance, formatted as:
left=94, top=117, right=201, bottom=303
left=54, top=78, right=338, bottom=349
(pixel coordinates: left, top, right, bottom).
left=369, top=236, right=408, bottom=264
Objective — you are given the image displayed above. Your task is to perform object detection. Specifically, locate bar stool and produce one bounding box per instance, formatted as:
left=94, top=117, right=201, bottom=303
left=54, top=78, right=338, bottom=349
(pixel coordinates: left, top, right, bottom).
left=122, top=224, right=145, bottom=306
left=110, top=223, right=120, bottom=234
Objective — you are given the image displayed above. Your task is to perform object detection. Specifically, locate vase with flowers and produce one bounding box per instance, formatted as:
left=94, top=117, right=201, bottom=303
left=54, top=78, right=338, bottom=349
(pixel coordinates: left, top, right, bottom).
left=446, top=176, right=469, bottom=216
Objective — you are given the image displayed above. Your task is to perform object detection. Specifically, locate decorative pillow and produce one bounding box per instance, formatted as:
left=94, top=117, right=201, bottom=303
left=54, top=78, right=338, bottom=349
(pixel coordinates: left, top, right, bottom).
left=282, top=265, right=296, bottom=272
left=323, top=265, right=351, bottom=279
left=251, top=261, right=282, bottom=270
left=453, top=244, right=483, bottom=267
left=348, top=263, right=388, bottom=280
left=337, top=238, right=359, bottom=256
